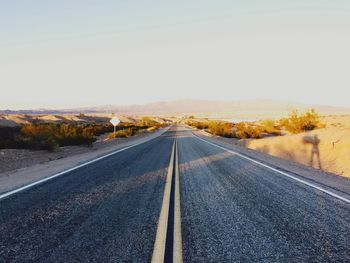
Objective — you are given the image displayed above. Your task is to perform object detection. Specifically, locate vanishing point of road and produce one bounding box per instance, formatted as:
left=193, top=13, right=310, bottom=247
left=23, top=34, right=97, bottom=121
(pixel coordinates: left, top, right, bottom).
left=1, top=125, right=349, bottom=262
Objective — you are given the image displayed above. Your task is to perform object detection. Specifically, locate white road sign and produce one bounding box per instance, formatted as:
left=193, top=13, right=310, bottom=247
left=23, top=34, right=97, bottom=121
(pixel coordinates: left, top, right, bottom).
left=110, top=117, right=120, bottom=126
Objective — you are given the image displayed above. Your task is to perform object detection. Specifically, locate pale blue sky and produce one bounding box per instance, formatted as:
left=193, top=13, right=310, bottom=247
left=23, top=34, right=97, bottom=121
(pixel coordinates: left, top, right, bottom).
left=1, top=1, right=349, bottom=109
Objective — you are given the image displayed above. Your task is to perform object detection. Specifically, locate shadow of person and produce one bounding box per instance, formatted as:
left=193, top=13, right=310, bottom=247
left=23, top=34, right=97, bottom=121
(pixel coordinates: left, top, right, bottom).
left=310, top=135, right=322, bottom=170
left=303, top=134, right=322, bottom=170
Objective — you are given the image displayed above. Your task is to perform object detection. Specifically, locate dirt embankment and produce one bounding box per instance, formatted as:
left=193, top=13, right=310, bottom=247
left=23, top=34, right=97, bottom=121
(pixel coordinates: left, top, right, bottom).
left=240, top=115, right=350, bottom=178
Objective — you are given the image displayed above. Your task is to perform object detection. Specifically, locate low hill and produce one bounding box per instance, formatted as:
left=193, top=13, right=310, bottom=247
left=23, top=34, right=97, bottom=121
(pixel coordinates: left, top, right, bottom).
left=1, top=100, right=350, bottom=120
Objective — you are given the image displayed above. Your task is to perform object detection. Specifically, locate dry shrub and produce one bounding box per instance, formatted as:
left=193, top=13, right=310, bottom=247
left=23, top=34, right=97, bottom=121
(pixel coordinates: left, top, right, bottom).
left=109, top=128, right=134, bottom=139
left=187, top=119, right=266, bottom=139
left=208, top=121, right=235, bottom=137
left=140, top=117, right=160, bottom=127
left=1, top=121, right=163, bottom=151
left=280, top=109, right=322, bottom=134
left=186, top=120, right=209, bottom=130
left=20, top=123, right=95, bottom=150
left=234, top=122, right=264, bottom=139
left=261, top=119, right=276, bottom=133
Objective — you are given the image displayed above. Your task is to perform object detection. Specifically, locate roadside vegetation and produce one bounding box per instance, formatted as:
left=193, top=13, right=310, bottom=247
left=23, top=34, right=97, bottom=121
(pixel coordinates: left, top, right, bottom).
left=279, top=109, right=323, bottom=134
left=107, top=126, right=151, bottom=139
left=107, top=116, right=166, bottom=139
left=0, top=124, right=108, bottom=151
left=186, top=109, right=323, bottom=139
left=0, top=116, right=166, bottom=151
left=186, top=120, right=272, bottom=139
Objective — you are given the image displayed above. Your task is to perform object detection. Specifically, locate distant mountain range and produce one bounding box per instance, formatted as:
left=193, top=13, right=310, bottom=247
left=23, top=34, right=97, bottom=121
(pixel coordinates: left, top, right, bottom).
left=1, top=99, right=350, bottom=119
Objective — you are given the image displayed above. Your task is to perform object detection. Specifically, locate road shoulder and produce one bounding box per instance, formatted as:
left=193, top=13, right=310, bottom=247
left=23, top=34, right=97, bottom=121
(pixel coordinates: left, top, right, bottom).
left=191, top=127, right=350, bottom=199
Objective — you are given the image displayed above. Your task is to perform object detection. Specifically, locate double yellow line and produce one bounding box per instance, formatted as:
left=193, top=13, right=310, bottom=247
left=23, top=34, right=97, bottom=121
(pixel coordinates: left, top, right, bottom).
left=152, top=139, right=183, bottom=263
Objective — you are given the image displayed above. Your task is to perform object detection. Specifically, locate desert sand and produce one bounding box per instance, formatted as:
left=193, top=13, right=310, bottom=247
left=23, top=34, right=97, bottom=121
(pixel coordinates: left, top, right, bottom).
left=241, top=115, right=350, bottom=177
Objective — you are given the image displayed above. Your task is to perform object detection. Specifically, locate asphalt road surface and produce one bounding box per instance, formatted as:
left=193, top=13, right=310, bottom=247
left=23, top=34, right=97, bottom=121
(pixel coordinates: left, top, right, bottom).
left=1, top=125, right=350, bottom=262
left=177, top=126, right=350, bottom=262
left=0, top=129, right=175, bottom=262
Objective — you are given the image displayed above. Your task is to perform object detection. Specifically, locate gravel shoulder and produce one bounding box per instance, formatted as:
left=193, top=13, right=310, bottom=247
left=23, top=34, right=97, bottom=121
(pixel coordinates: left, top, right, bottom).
left=0, top=127, right=169, bottom=195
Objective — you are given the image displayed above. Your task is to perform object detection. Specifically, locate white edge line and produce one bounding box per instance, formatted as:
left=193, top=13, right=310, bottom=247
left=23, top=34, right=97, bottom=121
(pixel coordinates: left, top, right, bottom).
left=151, top=140, right=176, bottom=263
left=0, top=127, right=169, bottom=201
left=193, top=133, right=350, bottom=205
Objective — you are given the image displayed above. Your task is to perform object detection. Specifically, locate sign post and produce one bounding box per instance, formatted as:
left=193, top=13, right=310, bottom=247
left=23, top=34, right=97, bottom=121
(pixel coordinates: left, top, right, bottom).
left=110, top=117, right=120, bottom=138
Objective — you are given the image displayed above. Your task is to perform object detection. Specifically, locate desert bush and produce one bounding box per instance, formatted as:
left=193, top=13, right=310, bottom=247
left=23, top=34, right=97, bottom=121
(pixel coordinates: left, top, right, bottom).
left=261, top=119, right=276, bottom=133
left=186, top=120, right=209, bottom=130
left=0, top=127, right=22, bottom=149
left=208, top=121, right=235, bottom=137
left=107, top=133, right=115, bottom=139
left=20, top=124, right=58, bottom=150
left=22, top=136, right=59, bottom=151
left=109, top=128, right=134, bottom=139
left=0, top=121, right=156, bottom=151
left=233, top=122, right=264, bottom=139
left=280, top=109, right=321, bottom=134
left=140, top=117, right=159, bottom=127
left=187, top=119, right=265, bottom=139
left=89, top=124, right=114, bottom=136
left=20, top=123, right=95, bottom=150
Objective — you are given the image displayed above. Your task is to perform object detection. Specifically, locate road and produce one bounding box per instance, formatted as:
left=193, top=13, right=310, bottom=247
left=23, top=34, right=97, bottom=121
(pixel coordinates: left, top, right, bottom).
left=177, top=126, right=350, bottom=262
left=1, top=125, right=350, bottom=262
left=0, top=129, right=175, bottom=262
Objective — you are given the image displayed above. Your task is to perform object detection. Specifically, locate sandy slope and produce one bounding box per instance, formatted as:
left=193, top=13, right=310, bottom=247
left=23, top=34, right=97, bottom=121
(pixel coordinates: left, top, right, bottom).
left=242, top=115, right=350, bottom=177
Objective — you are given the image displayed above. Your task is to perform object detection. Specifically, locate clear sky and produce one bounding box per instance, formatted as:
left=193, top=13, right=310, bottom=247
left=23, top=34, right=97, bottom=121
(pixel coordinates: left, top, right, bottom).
left=1, top=0, right=349, bottom=109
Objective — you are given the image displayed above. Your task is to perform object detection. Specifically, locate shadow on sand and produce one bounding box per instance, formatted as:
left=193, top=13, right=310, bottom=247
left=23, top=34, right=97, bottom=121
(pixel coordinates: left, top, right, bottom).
left=303, top=134, right=322, bottom=170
